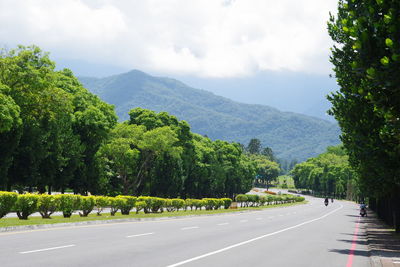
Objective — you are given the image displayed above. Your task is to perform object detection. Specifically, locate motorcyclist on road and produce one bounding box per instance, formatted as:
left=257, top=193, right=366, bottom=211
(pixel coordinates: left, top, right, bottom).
left=324, top=198, right=329, bottom=206
left=360, top=202, right=367, bottom=216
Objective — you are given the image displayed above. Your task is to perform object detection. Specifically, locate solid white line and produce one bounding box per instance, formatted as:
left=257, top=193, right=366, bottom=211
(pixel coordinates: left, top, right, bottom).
left=20, top=244, right=75, bottom=254
left=126, top=232, right=154, bottom=238
left=181, top=226, right=199, bottom=230
left=217, top=223, right=229, bottom=226
left=166, top=205, right=343, bottom=267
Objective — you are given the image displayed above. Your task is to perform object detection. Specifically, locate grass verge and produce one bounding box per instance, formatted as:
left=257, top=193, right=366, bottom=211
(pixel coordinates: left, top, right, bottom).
left=0, top=201, right=307, bottom=228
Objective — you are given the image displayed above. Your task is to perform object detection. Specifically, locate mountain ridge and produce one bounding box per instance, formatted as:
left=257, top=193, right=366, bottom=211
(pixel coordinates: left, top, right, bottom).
left=79, top=70, right=340, bottom=161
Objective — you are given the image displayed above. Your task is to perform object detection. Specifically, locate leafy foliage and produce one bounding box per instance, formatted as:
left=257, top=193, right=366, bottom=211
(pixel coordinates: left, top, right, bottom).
left=327, top=0, right=400, bottom=230
left=291, top=145, right=358, bottom=199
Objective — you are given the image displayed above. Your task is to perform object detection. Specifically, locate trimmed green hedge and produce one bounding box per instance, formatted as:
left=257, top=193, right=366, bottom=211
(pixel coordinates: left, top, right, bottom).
left=0, top=191, right=304, bottom=220
left=235, top=194, right=305, bottom=207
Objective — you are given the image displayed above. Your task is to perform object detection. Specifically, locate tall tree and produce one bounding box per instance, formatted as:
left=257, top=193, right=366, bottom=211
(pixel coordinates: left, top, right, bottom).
left=328, top=0, right=400, bottom=230
left=247, top=138, right=262, bottom=154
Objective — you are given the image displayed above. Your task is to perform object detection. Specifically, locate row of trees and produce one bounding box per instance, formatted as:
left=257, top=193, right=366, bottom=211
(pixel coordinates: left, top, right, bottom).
left=0, top=45, right=117, bottom=195
left=97, top=108, right=257, bottom=198
left=328, top=0, right=400, bottom=231
left=0, top=45, right=273, bottom=199
left=291, top=145, right=358, bottom=200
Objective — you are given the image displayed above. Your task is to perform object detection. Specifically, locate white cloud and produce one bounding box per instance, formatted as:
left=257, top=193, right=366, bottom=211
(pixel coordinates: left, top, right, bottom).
left=0, top=0, right=338, bottom=77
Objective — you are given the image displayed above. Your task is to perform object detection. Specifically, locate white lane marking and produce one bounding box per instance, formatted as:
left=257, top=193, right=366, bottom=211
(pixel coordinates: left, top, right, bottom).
left=126, top=232, right=154, bottom=238
left=256, top=218, right=262, bottom=220
left=278, top=215, right=284, bottom=217
left=240, top=220, right=248, bottom=223
left=217, top=223, right=229, bottom=226
left=20, top=244, right=75, bottom=254
left=268, top=216, right=274, bottom=219
left=166, top=205, right=343, bottom=267
left=181, top=226, right=199, bottom=230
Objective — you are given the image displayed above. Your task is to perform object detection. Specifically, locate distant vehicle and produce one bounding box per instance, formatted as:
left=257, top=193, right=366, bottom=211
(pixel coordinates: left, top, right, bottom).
left=324, top=198, right=329, bottom=206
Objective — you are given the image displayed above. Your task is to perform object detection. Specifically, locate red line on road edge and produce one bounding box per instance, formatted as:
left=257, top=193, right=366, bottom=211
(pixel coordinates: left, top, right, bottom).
left=346, top=216, right=360, bottom=267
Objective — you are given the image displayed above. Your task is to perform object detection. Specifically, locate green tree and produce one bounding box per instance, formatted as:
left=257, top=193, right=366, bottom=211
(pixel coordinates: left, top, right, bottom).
left=328, top=0, right=400, bottom=230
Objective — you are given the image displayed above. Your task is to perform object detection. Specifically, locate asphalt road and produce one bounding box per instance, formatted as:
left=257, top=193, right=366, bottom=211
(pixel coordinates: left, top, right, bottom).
left=0, top=195, right=370, bottom=267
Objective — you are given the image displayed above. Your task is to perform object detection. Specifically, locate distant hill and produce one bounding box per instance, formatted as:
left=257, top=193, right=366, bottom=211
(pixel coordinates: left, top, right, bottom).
left=79, top=70, right=340, bottom=161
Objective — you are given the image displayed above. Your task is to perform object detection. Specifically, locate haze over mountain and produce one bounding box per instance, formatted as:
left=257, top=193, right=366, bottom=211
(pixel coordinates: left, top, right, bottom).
left=79, top=70, right=340, bottom=161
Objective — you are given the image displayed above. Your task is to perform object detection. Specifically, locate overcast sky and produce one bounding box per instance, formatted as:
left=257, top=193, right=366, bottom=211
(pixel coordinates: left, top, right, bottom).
left=0, top=0, right=338, bottom=78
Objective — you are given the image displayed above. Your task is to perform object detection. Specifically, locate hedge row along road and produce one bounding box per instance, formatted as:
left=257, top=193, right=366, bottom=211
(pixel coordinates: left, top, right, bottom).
left=0, top=195, right=368, bottom=267
left=0, top=191, right=305, bottom=222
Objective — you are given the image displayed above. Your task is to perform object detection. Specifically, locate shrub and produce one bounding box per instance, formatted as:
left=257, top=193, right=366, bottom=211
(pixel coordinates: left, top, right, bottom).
left=59, top=194, right=81, bottom=218
left=149, top=197, right=165, bottom=213
left=235, top=194, right=248, bottom=207
left=116, top=195, right=137, bottom=215
left=37, top=194, right=61, bottom=219
left=171, top=199, right=185, bottom=211
left=264, top=190, right=277, bottom=195
left=202, top=198, right=214, bottom=210
left=135, top=201, right=146, bottom=214
left=259, top=196, right=267, bottom=206
left=137, top=196, right=152, bottom=213
left=108, top=197, right=119, bottom=216
left=266, top=195, right=275, bottom=205
left=296, top=196, right=305, bottom=202
left=202, top=198, right=222, bottom=210
left=185, top=198, right=195, bottom=211
left=192, top=199, right=204, bottom=210
left=95, top=196, right=110, bottom=216
left=14, top=194, right=38, bottom=220
left=221, top=198, right=232, bottom=209
left=0, top=191, right=18, bottom=218
left=79, top=196, right=96, bottom=217
left=246, top=194, right=259, bottom=206
left=164, top=199, right=173, bottom=212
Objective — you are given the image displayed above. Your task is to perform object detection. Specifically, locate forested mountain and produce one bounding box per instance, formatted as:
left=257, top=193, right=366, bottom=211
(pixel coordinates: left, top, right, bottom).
left=79, top=70, right=341, bottom=161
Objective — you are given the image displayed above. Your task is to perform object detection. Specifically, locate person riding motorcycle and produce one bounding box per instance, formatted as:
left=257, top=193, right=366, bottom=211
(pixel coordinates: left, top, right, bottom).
left=360, top=203, right=367, bottom=217
left=324, top=198, right=329, bottom=206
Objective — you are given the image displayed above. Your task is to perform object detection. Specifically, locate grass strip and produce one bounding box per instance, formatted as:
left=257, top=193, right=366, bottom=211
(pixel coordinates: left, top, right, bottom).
left=0, top=201, right=307, bottom=228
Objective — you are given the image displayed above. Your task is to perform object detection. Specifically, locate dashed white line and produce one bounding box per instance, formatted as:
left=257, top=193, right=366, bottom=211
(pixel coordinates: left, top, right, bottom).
left=217, top=223, right=229, bottom=226
left=256, top=218, right=262, bottom=220
left=268, top=216, right=275, bottom=219
left=181, top=226, right=199, bottom=230
left=126, top=232, right=154, bottom=238
left=240, top=220, right=248, bottom=223
left=19, top=244, right=75, bottom=254
left=166, top=204, right=343, bottom=267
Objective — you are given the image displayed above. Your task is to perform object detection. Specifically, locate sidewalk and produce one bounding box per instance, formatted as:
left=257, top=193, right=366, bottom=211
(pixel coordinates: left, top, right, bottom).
left=363, top=210, right=400, bottom=267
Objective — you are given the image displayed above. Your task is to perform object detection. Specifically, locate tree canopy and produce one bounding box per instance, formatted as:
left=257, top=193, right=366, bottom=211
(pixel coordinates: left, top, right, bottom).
left=328, top=0, right=400, bottom=230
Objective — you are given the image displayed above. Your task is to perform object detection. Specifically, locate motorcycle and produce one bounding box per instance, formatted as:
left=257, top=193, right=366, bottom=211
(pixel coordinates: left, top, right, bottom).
left=360, top=207, right=367, bottom=217
left=324, top=199, right=329, bottom=206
